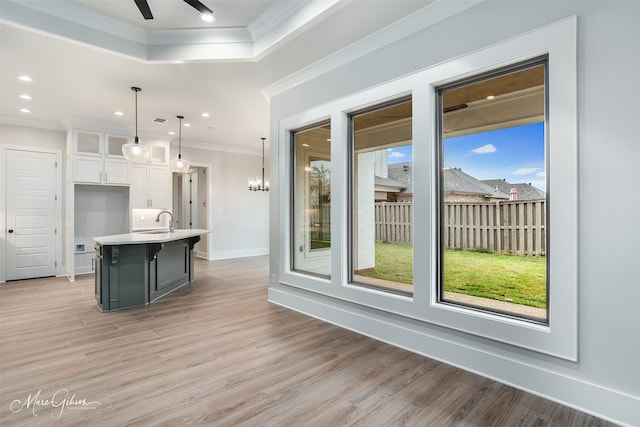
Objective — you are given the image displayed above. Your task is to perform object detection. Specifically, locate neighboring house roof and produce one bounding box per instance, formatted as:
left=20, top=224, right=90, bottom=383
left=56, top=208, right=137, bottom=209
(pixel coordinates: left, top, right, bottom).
left=444, top=168, right=509, bottom=199
left=374, top=175, right=406, bottom=190
left=377, top=163, right=546, bottom=201
left=388, top=162, right=413, bottom=194
left=482, top=179, right=546, bottom=200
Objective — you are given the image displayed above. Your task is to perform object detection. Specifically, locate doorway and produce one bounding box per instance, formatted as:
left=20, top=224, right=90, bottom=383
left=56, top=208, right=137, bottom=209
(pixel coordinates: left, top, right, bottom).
left=4, top=148, right=61, bottom=280
left=172, top=166, right=210, bottom=259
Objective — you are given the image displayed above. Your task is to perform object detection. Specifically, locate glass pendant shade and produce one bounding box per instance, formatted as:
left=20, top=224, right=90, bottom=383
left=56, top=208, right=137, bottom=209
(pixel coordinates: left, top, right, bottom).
left=171, top=155, right=190, bottom=173
left=122, top=86, right=149, bottom=162
left=122, top=137, right=150, bottom=162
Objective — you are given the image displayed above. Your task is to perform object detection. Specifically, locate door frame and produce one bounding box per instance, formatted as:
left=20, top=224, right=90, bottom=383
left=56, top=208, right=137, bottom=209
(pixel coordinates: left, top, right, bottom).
left=1, top=144, right=64, bottom=282
left=172, top=161, right=213, bottom=260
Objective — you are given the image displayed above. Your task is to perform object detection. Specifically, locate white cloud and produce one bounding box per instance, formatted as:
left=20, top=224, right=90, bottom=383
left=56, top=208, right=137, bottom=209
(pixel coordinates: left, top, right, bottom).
left=536, top=171, right=546, bottom=178
left=471, top=144, right=497, bottom=154
left=389, top=151, right=406, bottom=159
left=512, top=167, right=539, bottom=175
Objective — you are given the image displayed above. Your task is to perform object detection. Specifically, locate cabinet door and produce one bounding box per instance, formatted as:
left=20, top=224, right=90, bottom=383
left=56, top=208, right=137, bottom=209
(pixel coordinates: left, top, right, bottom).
left=131, top=164, right=149, bottom=208
left=104, top=159, right=130, bottom=184
left=74, top=155, right=102, bottom=183
left=105, top=135, right=128, bottom=159
left=148, top=165, right=171, bottom=209
left=75, top=131, right=102, bottom=156
left=148, top=144, right=168, bottom=165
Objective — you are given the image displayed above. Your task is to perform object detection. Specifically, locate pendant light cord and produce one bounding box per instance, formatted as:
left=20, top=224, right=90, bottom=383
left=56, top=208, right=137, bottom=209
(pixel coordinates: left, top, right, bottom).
left=132, top=87, right=141, bottom=144
left=261, top=137, right=266, bottom=187
left=177, top=115, right=184, bottom=159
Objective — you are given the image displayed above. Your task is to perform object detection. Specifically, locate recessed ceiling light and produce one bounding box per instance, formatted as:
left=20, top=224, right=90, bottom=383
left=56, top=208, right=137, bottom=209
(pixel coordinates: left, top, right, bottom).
left=115, top=111, right=124, bottom=116
left=18, top=75, right=32, bottom=82
left=184, top=123, right=191, bottom=127
left=200, top=12, right=215, bottom=22
left=169, top=131, right=176, bottom=135
left=19, top=94, right=32, bottom=100
left=302, top=143, right=310, bottom=147
left=201, top=112, right=210, bottom=118
left=486, top=95, right=495, bottom=100
left=20, top=108, right=31, bottom=113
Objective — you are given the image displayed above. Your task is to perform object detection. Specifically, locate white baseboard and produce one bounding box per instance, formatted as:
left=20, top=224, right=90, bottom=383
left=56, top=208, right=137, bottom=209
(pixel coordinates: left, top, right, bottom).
left=268, top=284, right=638, bottom=427
left=210, top=247, right=269, bottom=260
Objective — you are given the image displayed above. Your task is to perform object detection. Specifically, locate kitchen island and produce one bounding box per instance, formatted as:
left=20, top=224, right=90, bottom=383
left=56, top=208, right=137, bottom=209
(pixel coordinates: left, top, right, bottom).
left=94, top=229, right=210, bottom=312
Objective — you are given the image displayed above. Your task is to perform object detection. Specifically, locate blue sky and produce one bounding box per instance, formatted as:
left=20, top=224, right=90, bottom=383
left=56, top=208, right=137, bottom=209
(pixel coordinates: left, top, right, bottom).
left=387, top=122, right=546, bottom=190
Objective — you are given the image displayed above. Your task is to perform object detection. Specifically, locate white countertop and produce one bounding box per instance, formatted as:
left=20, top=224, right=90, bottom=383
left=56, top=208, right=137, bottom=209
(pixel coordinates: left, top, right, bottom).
left=94, top=229, right=211, bottom=245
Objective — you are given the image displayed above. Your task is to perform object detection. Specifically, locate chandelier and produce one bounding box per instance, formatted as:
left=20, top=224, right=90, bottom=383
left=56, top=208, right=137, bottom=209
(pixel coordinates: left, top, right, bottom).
left=248, top=137, right=269, bottom=191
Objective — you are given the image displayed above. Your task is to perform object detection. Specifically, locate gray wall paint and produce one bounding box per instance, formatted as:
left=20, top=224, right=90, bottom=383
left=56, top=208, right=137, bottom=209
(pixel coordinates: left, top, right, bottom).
left=268, top=2, right=640, bottom=424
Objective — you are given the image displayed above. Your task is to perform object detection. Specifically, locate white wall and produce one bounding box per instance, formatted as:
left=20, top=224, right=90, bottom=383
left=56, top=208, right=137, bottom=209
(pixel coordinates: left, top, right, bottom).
left=178, top=145, right=269, bottom=260
left=268, top=1, right=640, bottom=425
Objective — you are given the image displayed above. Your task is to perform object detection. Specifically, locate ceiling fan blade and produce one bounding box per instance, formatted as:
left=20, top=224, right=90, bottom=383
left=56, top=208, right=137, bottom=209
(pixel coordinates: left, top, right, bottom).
left=134, top=0, right=154, bottom=20
left=182, top=0, right=213, bottom=15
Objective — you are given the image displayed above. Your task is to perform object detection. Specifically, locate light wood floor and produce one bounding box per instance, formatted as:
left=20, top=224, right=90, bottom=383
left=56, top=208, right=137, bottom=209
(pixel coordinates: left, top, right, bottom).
left=1, top=256, right=616, bottom=426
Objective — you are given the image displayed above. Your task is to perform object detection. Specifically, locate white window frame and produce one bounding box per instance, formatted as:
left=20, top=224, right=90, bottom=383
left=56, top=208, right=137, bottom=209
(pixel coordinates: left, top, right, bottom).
left=277, top=17, right=577, bottom=360
left=422, top=17, right=577, bottom=360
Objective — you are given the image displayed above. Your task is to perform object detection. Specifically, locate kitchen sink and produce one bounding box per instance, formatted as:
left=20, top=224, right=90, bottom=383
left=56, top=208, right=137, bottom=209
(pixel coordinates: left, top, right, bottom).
left=137, top=230, right=172, bottom=234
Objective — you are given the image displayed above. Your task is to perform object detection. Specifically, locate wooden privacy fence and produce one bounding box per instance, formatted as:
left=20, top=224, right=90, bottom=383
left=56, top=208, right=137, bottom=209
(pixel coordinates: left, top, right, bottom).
left=375, top=202, right=413, bottom=245
left=375, top=200, right=546, bottom=256
left=443, top=200, right=546, bottom=256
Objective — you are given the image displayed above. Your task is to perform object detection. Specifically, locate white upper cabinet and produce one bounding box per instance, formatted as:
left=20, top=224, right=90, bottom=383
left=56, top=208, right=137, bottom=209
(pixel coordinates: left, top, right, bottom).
left=148, top=143, right=169, bottom=165
left=75, top=130, right=102, bottom=156
left=131, top=164, right=171, bottom=209
left=130, top=142, right=169, bottom=166
left=72, top=130, right=130, bottom=185
left=105, top=134, right=129, bottom=158
left=129, top=141, right=171, bottom=208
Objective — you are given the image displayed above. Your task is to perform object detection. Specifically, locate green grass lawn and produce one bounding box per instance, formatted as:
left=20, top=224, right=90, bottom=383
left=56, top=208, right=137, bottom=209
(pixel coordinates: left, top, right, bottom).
left=359, top=243, right=547, bottom=308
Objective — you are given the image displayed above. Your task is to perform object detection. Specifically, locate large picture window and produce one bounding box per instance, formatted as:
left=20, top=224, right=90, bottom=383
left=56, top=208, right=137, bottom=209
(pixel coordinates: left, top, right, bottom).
left=278, top=18, right=577, bottom=359
left=436, top=59, right=548, bottom=323
left=291, top=122, right=332, bottom=277
left=349, top=97, right=413, bottom=295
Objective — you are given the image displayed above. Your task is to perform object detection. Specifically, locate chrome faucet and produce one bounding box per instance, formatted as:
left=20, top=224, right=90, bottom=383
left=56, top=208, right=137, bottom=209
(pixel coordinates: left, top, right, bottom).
left=155, top=210, right=175, bottom=232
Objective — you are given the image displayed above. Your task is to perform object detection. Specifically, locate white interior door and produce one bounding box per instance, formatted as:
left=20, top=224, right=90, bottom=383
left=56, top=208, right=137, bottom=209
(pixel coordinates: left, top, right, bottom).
left=5, top=149, right=57, bottom=280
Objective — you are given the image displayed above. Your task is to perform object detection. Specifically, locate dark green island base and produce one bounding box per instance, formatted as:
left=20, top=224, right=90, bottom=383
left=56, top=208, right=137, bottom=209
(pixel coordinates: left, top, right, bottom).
left=94, top=231, right=208, bottom=312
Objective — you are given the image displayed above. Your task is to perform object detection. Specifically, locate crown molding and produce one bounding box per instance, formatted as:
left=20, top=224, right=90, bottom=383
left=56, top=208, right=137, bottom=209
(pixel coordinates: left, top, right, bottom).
left=0, top=0, right=347, bottom=62
left=262, top=0, right=487, bottom=98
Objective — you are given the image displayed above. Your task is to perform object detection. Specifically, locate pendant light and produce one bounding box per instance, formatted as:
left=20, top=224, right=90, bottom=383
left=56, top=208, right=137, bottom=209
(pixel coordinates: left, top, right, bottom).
left=122, top=86, right=150, bottom=162
left=248, top=137, right=269, bottom=191
left=171, top=115, right=190, bottom=173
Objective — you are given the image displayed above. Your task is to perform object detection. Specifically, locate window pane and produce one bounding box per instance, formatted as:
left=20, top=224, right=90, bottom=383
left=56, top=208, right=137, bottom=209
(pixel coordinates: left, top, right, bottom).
left=438, top=60, right=548, bottom=322
left=350, top=98, right=413, bottom=295
left=292, top=123, right=331, bottom=277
